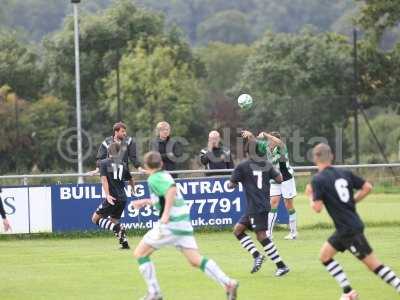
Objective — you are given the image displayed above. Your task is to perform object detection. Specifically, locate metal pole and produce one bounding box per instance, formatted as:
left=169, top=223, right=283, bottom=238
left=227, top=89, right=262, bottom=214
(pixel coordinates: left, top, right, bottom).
left=359, top=107, right=397, bottom=177
left=14, top=95, right=19, bottom=171
left=116, top=48, right=121, bottom=121
left=73, top=2, right=83, bottom=184
left=353, top=28, right=360, bottom=164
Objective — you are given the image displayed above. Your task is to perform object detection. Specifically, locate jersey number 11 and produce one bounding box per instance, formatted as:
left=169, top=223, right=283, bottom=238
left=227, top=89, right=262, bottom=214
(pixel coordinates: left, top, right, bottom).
left=112, top=163, right=123, bottom=180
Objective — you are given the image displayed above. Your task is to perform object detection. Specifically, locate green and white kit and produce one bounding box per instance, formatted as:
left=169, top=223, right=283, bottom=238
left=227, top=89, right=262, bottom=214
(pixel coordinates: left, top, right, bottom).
left=268, top=143, right=297, bottom=199
left=143, top=170, right=198, bottom=249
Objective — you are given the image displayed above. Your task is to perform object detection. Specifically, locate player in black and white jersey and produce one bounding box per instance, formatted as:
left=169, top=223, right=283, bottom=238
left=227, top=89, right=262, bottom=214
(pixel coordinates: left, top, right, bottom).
left=229, top=136, right=290, bottom=277
left=306, top=143, right=400, bottom=300
left=91, top=142, right=135, bottom=249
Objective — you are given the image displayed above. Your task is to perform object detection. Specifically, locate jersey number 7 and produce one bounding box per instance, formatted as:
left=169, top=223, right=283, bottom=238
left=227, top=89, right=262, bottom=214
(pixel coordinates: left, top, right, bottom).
left=253, top=171, right=263, bottom=189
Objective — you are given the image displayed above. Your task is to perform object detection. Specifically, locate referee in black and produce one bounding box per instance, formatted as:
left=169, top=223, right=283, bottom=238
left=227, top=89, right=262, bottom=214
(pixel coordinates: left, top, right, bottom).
left=0, top=188, right=12, bottom=232
left=89, top=122, right=140, bottom=175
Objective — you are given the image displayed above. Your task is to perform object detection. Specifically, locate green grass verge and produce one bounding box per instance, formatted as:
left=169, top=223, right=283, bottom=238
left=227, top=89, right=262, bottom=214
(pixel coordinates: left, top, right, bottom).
left=0, top=228, right=399, bottom=300
left=0, top=193, right=399, bottom=299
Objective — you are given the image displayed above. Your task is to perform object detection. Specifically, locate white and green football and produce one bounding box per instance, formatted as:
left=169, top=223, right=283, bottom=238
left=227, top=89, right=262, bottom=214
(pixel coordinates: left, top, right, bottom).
left=237, top=93, right=253, bottom=109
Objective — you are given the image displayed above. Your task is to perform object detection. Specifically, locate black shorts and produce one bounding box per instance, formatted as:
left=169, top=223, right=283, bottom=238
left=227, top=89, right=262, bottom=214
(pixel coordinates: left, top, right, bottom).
left=238, top=212, right=269, bottom=232
left=95, top=198, right=127, bottom=220
left=328, top=231, right=373, bottom=260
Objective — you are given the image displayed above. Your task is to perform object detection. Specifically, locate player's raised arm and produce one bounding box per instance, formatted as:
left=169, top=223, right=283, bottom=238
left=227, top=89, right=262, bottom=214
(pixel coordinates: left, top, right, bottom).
left=258, top=131, right=284, bottom=146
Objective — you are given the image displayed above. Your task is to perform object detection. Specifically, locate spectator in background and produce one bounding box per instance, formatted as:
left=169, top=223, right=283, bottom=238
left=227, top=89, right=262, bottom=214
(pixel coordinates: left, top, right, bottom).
left=0, top=188, right=12, bottom=232
left=199, top=130, right=234, bottom=176
left=88, top=122, right=140, bottom=175
left=151, top=121, right=183, bottom=177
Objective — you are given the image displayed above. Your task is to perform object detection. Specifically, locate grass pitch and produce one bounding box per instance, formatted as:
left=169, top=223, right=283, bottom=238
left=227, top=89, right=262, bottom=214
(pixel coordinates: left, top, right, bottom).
left=0, top=194, right=399, bottom=300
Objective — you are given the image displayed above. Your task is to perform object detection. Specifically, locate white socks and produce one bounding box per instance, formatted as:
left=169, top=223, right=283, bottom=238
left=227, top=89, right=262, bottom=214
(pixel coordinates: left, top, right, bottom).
left=200, top=257, right=231, bottom=287
left=138, top=257, right=161, bottom=295
left=268, top=210, right=278, bottom=237
left=289, top=211, right=297, bottom=235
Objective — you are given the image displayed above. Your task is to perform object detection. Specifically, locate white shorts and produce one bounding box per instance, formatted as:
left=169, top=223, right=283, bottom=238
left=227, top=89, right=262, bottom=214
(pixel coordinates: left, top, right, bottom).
left=270, top=178, right=297, bottom=199
left=143, top=225, right=198, bottom=250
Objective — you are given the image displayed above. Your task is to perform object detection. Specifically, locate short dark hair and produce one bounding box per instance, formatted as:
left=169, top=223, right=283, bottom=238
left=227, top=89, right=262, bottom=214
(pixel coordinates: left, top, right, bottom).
left=113, top=122, right=127, bottom=133
left=108, top=142, right=121, bottom=157
left=144, top=151, right=162, bottom=169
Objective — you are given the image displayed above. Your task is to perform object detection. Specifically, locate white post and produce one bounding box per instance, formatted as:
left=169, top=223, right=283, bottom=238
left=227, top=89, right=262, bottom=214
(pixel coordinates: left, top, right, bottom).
left=73, top=2, right=84, bottom=184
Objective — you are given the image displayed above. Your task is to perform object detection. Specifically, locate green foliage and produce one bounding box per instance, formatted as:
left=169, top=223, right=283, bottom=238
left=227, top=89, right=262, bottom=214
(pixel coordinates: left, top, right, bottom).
left=136, top=0, right=354, bottom=45
left=235, top=29, right=354, bottom=162
left=22, top=96, right=70, bottom=171
left=356, top=0, right=400, bottom=44
left=103, top=39, right=203, bottom=146
left=0, top=0, right=114, bottom=41
left=0, top=85, right=71, bottom=172
left=42, top=0, right=167, bottom=167
left=0, top=31, right=43, bottom=100
left=0, top=86, right=32, bottom=172
left=197, top=10, right=254, bottom=45
left=196, top=42, right=253, bottom=130
left=355, top=40, right=400, bottom=110
left=198, top=42, right=253, bottom=92
left=347, top=113, right=400, bottom=163
left=43, top=0, right=164, bottom=110
left=0, top=0, right=357, bottom=45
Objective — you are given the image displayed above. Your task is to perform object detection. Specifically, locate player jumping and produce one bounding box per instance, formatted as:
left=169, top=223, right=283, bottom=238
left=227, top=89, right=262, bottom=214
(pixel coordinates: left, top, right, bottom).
left=133, top=151, right=238, bottom=300
left=306, top=143, right=400, bottom=300
left=229, top=134, right=290, bottom=276
left=91, top=142, right=135, bottom=249
left=258, top=131, right=298, bottom=240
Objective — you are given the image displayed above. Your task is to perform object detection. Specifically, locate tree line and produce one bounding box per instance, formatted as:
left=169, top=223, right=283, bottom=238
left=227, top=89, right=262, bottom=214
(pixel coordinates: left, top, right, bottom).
left=0, top=0, right=399, bottom=174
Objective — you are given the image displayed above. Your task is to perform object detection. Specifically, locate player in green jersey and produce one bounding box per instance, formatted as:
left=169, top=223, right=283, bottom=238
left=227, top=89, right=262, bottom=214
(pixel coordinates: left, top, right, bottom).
left=133, top=151, right=238, bottom=300
left=258, top=131, right=298, bottom=240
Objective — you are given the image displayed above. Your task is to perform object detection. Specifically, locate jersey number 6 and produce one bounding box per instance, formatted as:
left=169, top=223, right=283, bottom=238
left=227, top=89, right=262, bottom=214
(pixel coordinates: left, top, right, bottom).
left=334, top=178, right=350, bottom=203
